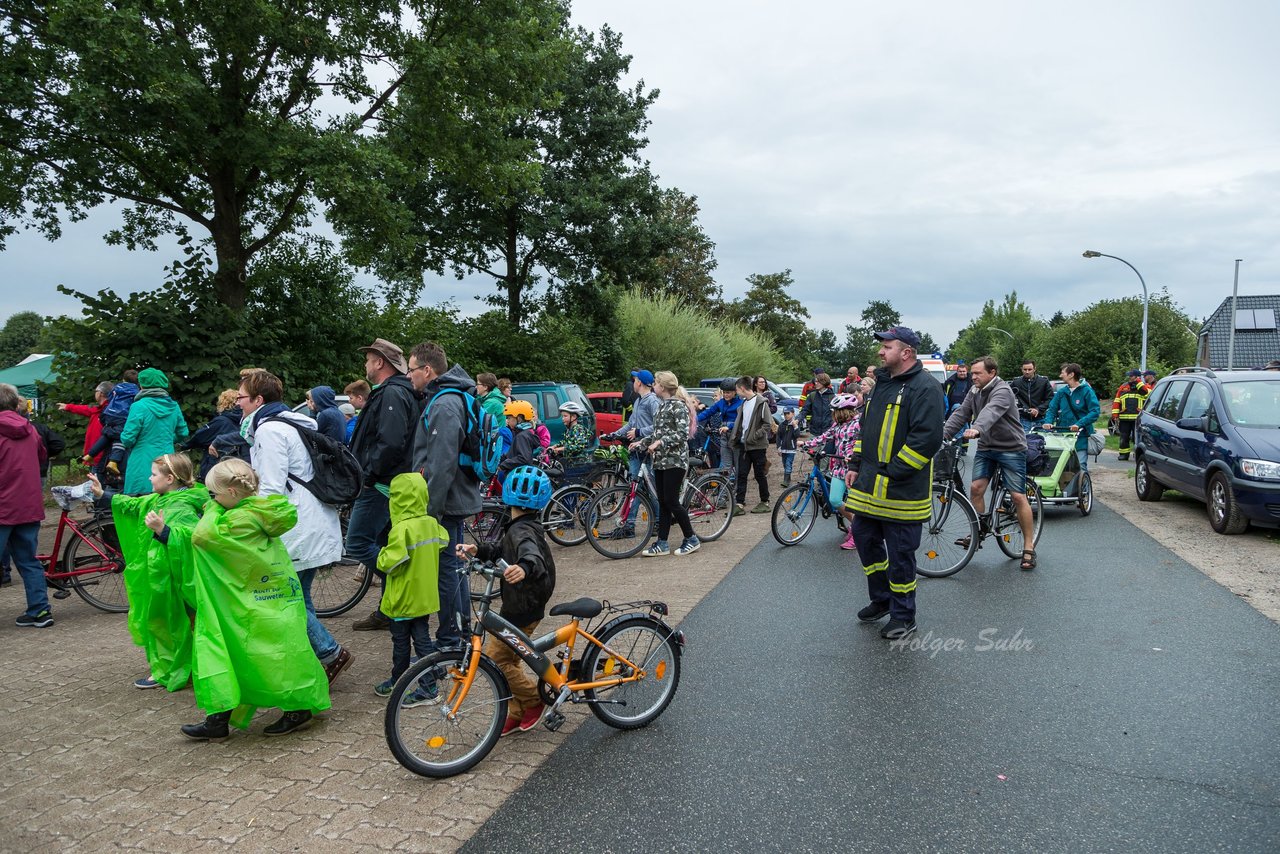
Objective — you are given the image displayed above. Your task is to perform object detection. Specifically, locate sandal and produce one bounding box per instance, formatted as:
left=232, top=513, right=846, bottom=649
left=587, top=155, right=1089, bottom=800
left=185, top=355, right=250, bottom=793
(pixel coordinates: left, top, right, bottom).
left=1020, top=550, right=1036, bottom=571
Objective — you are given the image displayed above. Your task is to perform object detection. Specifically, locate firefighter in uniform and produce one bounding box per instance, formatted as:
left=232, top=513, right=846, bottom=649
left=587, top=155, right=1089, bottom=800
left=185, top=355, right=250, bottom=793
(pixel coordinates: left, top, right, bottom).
left=1110, top=369, right=1149, bottom=461
left=845, top=326, right=945, bottom=640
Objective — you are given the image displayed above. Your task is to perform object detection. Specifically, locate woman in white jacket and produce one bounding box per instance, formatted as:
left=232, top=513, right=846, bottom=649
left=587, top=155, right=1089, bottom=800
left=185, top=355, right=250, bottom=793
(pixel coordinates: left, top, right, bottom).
left=236, top=370, right=352, bottom=683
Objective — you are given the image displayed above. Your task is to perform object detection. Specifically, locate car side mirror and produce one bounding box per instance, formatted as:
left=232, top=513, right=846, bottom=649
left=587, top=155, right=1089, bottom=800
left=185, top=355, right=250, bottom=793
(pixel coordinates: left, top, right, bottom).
left=1176, top=416, right=1209, bottom=432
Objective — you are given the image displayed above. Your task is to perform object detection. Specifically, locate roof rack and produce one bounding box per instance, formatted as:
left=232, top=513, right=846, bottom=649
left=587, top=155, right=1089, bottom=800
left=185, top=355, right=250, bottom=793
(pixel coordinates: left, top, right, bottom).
left=1171, top=366, right=1216, bottom=378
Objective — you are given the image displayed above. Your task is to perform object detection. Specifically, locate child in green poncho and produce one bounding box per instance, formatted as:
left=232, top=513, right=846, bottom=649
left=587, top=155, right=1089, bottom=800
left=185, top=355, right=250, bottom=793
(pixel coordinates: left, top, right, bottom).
left=181, top=458, right=331, bottom=741
left=89, top=453, right=208, bottom=691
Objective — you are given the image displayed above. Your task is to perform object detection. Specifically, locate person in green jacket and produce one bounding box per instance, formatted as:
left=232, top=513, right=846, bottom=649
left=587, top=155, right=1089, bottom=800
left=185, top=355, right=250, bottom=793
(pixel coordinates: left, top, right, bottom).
left=476, top=372, right=508, bottom=419
left=89, top=454, right=209, bottom=691
left=120, top=368, right=190, bottom=495
left=181, top=458, right=331, bottom=741
left=374, top=472, right=449, bottom=703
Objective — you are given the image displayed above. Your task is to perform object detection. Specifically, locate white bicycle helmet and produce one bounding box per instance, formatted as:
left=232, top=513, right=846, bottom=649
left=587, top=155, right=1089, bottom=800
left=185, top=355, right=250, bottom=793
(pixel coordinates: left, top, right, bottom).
left=558, top=400, right=588, bottom=416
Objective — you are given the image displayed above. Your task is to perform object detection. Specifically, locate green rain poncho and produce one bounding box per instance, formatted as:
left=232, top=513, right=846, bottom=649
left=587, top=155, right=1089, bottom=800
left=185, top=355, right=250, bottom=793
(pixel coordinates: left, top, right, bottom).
left=189, top=494, right=331, bottom=725
left=111, top=485, right=210, bottom=690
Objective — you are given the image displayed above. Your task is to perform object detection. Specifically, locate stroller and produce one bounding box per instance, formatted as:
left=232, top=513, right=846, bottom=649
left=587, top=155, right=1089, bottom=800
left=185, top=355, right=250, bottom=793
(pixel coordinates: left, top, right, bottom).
left=1029, top=426, right=1093, bottom=516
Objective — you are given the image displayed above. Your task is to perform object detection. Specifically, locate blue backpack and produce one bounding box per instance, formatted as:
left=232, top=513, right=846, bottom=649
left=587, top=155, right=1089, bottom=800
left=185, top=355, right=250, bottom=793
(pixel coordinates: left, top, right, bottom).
left=423, top=388, right=504, bottom=480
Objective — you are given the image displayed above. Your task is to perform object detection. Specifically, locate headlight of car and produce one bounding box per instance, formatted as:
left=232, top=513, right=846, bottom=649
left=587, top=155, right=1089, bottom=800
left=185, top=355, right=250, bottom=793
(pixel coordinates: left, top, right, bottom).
left=1239, top=458, right=1280, bottom=480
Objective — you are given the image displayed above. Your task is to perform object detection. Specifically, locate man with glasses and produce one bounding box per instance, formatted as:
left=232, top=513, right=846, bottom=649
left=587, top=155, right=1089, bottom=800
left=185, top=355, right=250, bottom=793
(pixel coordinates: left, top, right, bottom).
left=347, top=339, right=418, bottom=631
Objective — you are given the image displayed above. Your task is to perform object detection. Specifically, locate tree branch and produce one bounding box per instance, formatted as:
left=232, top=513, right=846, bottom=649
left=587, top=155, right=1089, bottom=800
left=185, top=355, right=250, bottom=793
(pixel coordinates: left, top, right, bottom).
left=244, top=178, right=308, bottom=256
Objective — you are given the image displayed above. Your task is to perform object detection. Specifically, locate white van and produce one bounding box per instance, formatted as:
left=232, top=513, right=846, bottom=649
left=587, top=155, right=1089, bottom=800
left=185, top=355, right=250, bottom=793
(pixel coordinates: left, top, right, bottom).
left=919, top=358, right=948, bottom=384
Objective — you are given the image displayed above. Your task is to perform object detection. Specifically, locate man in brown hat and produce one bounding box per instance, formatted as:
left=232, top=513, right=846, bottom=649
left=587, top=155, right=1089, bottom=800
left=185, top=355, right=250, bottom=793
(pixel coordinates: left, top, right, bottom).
left=348, top=339, right=419, bottom=631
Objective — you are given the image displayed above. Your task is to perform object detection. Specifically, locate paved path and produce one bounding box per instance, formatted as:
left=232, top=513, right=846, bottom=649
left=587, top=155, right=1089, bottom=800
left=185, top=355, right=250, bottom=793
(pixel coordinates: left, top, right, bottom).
left=465, top=488, right=1280, bottom=852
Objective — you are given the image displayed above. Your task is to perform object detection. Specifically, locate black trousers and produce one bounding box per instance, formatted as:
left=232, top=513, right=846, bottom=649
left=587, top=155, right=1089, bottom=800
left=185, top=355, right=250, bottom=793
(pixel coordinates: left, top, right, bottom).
left=654, top=467, right=694, bottom=542
left=735, top=447, right=770, bottom=505
left=852, top=514, right=922, bottom=622
left=1117, top=418, right=1137, bottom=455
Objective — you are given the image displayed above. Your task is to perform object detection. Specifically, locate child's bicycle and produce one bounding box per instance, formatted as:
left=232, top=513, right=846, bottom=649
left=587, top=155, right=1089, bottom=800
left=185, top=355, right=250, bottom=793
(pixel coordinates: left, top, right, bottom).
left=770, top=450, right=848, bottom=545
left=383, top=557, right=684, bottom=778
left=36, top=486, right=127, bottom=612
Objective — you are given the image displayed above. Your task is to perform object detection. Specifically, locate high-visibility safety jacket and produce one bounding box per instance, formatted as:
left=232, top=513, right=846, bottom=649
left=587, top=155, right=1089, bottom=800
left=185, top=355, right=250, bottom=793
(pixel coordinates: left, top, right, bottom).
left=1110, top=381, right=1149, bottom=420
left=845, top=360, right=945, bottom=522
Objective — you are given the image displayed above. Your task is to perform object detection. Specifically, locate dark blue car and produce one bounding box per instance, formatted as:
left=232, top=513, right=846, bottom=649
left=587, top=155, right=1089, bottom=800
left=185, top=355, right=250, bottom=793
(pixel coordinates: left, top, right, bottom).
left=1134, top=368, right=1280, bottom=534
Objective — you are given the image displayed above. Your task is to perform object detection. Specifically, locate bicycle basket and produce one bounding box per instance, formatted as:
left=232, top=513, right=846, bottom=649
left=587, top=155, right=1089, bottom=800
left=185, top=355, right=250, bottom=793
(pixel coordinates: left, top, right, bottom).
left=52, top=481, right=96, bottom=511
left=933, top=444, right=961, bottom=482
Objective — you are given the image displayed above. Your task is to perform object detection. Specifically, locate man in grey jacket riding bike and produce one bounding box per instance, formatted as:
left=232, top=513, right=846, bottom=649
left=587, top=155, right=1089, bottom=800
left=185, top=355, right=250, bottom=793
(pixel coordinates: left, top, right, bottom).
left=941, top=356, right=1038, bottom=571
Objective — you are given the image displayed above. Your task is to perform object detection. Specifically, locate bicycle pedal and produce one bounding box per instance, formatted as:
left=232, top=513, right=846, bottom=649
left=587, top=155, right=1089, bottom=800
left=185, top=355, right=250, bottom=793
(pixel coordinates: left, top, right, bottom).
left=543, top=710, right=566, bottom=732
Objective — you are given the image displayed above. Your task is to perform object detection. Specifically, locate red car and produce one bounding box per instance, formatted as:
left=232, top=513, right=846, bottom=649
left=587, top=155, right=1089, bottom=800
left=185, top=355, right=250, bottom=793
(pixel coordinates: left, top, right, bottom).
left=588, top=392, right=624, bottom=444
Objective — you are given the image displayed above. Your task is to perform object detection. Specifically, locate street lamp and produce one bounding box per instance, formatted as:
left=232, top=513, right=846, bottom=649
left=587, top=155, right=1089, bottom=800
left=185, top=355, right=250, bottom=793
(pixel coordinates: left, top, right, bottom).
left=988, top=326, right=1014, bottom=341
left=1083, top=250, right=1148, bottom=371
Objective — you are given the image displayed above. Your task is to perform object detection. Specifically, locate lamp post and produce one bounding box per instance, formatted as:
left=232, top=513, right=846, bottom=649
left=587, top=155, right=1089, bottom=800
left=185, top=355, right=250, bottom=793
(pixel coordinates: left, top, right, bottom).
left=988, top=326, right=1014, bottom=341
left=1083, top=250, right=1148, bottom=371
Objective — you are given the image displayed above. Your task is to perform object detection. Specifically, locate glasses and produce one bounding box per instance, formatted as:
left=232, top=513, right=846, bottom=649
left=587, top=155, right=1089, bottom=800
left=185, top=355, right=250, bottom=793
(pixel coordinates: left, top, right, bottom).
left=235, top=394, right=249, bottom=401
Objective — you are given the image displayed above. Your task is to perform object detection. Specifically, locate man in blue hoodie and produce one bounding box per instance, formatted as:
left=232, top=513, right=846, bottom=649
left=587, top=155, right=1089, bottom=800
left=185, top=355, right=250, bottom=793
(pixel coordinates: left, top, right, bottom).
left=306, top=386, right=346, bottom=444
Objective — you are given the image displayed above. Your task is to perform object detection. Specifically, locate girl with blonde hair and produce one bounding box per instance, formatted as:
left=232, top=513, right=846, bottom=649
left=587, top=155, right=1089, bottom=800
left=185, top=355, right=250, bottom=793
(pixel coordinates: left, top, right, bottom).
left=637, top=371, right=700, bottom=557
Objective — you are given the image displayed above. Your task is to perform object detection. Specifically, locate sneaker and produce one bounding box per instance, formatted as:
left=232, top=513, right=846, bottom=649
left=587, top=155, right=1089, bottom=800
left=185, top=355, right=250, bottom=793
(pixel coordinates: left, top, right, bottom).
left=324, top=647, right=353, bottom=683
left=840, top=533, right=857, bottom=550
left=732, top=504, right=745, bottom=517
left=181, top=711, right=231, bottom=741
left=403, top=680, right=440, bottom=707
left=15, top=610, right=53, bottom=628
left=500, top=716, right=522, bottom=737
left=517, top=706, right=542, bottom=732
left=857, top=602, right=890, bottom=623
left=263, top=710, right=313, bottom=737
left=353, top=608, right=390, bottom=632
left=133, top=676, right=161, bottom=689
left=374, top=678, right=396, bottom=698
left=641, top=541, right=670, bottom=557
left=674, top=537, right=701, bottom=556
left=751, top=501, right=770, bottom=514
left=881, top=619, right=917, bottom=640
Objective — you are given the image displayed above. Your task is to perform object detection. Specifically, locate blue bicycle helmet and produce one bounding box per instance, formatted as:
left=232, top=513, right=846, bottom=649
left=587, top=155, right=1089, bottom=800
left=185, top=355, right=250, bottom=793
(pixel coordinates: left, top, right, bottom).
left=502, top=465, right=552, bottom=511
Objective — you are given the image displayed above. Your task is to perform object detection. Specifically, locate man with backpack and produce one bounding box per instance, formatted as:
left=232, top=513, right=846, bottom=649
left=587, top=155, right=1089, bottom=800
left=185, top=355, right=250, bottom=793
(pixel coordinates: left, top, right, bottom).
left=348, top=339, right=419, bottom=631
left=410, top=342, right=484, bottom=651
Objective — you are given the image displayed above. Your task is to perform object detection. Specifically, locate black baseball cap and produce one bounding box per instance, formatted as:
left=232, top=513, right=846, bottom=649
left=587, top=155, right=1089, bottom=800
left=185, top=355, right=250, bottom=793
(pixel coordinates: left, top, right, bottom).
left=873, top=326, right=922, bottom=348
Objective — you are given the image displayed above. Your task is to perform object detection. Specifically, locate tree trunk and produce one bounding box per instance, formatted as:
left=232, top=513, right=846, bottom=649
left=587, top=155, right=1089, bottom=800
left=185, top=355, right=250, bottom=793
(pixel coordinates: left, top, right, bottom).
left=504, top=208, right=521, bottom=327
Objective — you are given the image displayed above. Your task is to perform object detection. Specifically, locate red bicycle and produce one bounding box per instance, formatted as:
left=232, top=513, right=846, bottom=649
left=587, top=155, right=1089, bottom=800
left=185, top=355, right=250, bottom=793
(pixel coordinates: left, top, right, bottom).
left=36, top=489, right=127, bottom=613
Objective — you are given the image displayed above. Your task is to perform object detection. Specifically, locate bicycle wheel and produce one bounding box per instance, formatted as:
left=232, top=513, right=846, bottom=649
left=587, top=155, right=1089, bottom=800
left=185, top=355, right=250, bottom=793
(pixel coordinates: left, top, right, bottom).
left=771, top=484, right=818, bottom=546
left=543, top=484, right=593, bottom=547
left=916, top=486, right=979, bottom=578
left=683, top=475, right=733, bottom=542
left=1077, top=471, right=1094, bottom=517
left=582, top=616, right=681, bottom=729
left=994, top=483, right=1044, bottom=559
left=464, top=506, right=506, bottom=549
left=586, top=487, right=655, bottom=559
left=384, top=649, right=508, bottom=779
left=312, top=559, right=373, bottom=617
left=63, top=516, right=128, bottom=613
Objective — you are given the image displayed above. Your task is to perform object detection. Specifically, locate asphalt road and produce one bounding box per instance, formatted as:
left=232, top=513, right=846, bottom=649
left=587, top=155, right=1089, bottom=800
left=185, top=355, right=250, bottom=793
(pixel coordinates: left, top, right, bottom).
left=463, top=485, right=1280, bottom=853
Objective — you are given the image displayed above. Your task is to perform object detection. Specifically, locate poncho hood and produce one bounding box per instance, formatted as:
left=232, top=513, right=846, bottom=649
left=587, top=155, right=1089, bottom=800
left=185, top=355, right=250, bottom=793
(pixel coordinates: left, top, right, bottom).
left=228, top=493, right=298, bottom=538
left=389, top=472, right=430, bottom=525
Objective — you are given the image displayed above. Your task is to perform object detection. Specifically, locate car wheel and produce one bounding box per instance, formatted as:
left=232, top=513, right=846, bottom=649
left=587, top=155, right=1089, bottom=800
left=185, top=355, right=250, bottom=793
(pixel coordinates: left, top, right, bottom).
left=1134, top=456, right=1164, bottom=502
left=1207, top=472, right=1248, bottom=535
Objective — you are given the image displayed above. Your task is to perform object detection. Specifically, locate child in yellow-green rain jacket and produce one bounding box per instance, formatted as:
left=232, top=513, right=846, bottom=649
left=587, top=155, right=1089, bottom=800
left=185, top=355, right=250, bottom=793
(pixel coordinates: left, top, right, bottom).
left=375, top=472, right=449, bottom=703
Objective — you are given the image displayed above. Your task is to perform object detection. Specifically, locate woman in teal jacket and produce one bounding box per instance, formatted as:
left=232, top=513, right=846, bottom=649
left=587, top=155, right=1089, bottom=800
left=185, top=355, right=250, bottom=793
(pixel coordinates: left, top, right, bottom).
left=120, top=368, right=190, bottom=495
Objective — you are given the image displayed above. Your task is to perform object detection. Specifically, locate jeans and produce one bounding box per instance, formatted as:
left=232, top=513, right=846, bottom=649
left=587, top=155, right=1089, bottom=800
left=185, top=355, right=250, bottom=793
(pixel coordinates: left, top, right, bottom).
left=1020, top=418, right=1043, bottom=432
left=436, top=515, right=468, bottom=648
left=344, top=485, right=391, bottom=576
left=781, top=450, right=795, bottom=476
left=1077, top=448, right=1089, bottom=472
left=390, top=616, right=436, bottom=680
left=972, top=449, right=1028, bottom=494
left=297, top=566, right=340, bottom=664
left=625, top=453, right=649, bottom=525
left=0, top=523, right=48, bottom=617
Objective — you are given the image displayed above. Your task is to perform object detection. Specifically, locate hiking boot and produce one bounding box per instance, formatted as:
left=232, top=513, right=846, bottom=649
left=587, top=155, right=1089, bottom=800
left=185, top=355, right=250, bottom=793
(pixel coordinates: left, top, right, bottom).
left=263, top=710, right=313, bottom=737
left=15, top=610, right=53, bottom=628
left=324, top=647, right=353, bottom=683
left=732, top=504, right=745, bottom=517
left=881, top=619, right=917, bottom=640
left=403, top=680, right=440, bottom=707
left=353, top=608, right=390, bottom=632
left=857, top=602, right=890, bottom=623
left=674, top=536, right=701, bottom=556
left=181, top=711, right=231, bottom=741
left=781, top=476, right=791, bottom=488
left=641, top=541, right=670, bottom=557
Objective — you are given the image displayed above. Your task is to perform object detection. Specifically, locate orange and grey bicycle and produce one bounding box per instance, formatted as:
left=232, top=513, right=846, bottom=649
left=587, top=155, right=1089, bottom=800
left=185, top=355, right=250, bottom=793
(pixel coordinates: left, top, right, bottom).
left=383, top=558, right=684, bottom=778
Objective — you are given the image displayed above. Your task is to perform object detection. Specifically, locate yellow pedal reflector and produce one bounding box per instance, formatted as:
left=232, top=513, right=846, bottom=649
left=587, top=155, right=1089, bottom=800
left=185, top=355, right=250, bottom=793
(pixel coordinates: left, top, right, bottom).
left=655, top=660, right=667, bottom=680
left=604, top=657, right=616, bottom=675
left=426, top=736, right=446, bottom=749
left=926, top=550, right=938, bottom=559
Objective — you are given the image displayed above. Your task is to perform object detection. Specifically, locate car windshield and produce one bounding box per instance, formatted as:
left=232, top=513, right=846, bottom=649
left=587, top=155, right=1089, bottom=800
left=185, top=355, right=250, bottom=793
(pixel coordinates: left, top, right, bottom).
left=1220, top=379, right=1280, bottom=428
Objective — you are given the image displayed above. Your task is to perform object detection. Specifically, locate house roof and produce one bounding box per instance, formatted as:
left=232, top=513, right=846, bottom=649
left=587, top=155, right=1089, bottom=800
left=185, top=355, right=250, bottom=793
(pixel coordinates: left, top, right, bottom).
left=1200, top=294, right=1280, bottom=369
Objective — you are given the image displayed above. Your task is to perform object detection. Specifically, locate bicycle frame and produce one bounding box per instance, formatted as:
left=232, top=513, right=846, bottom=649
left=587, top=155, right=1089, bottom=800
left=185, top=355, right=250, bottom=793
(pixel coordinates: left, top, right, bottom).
left=791, top=454, right=839, bottom=518
left=37, top=510, right=120, bottom=580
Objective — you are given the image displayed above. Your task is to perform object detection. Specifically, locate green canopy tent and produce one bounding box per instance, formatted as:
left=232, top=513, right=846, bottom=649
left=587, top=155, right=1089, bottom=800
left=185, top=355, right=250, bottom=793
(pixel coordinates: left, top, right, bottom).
left=0, top=354, right=57, bottom=401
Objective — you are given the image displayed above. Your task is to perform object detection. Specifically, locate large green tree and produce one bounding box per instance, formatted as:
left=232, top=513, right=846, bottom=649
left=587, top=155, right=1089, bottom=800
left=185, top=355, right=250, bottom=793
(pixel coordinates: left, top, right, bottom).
left=726, top=269, right=813, bottom=370
left=0, top=310, right=48, bottom=366
left=0, top=0, right=564, bottom=309
left=948, top=291, right=1046, bottom=370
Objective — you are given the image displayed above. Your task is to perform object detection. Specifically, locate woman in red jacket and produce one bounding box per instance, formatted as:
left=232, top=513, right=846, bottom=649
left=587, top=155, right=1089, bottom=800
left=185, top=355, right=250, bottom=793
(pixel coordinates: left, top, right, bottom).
left=57, top=381, right=113, bottom=472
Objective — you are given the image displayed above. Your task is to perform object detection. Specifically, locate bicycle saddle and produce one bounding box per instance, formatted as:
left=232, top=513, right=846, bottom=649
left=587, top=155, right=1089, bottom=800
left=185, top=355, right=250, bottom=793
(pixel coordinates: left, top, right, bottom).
left=549, top=597, right=604, bottom=619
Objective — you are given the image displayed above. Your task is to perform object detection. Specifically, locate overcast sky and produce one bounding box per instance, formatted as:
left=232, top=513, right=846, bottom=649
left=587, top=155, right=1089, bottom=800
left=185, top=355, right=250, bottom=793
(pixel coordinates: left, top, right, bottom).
left=2, top=0, right=1277, bottom=354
